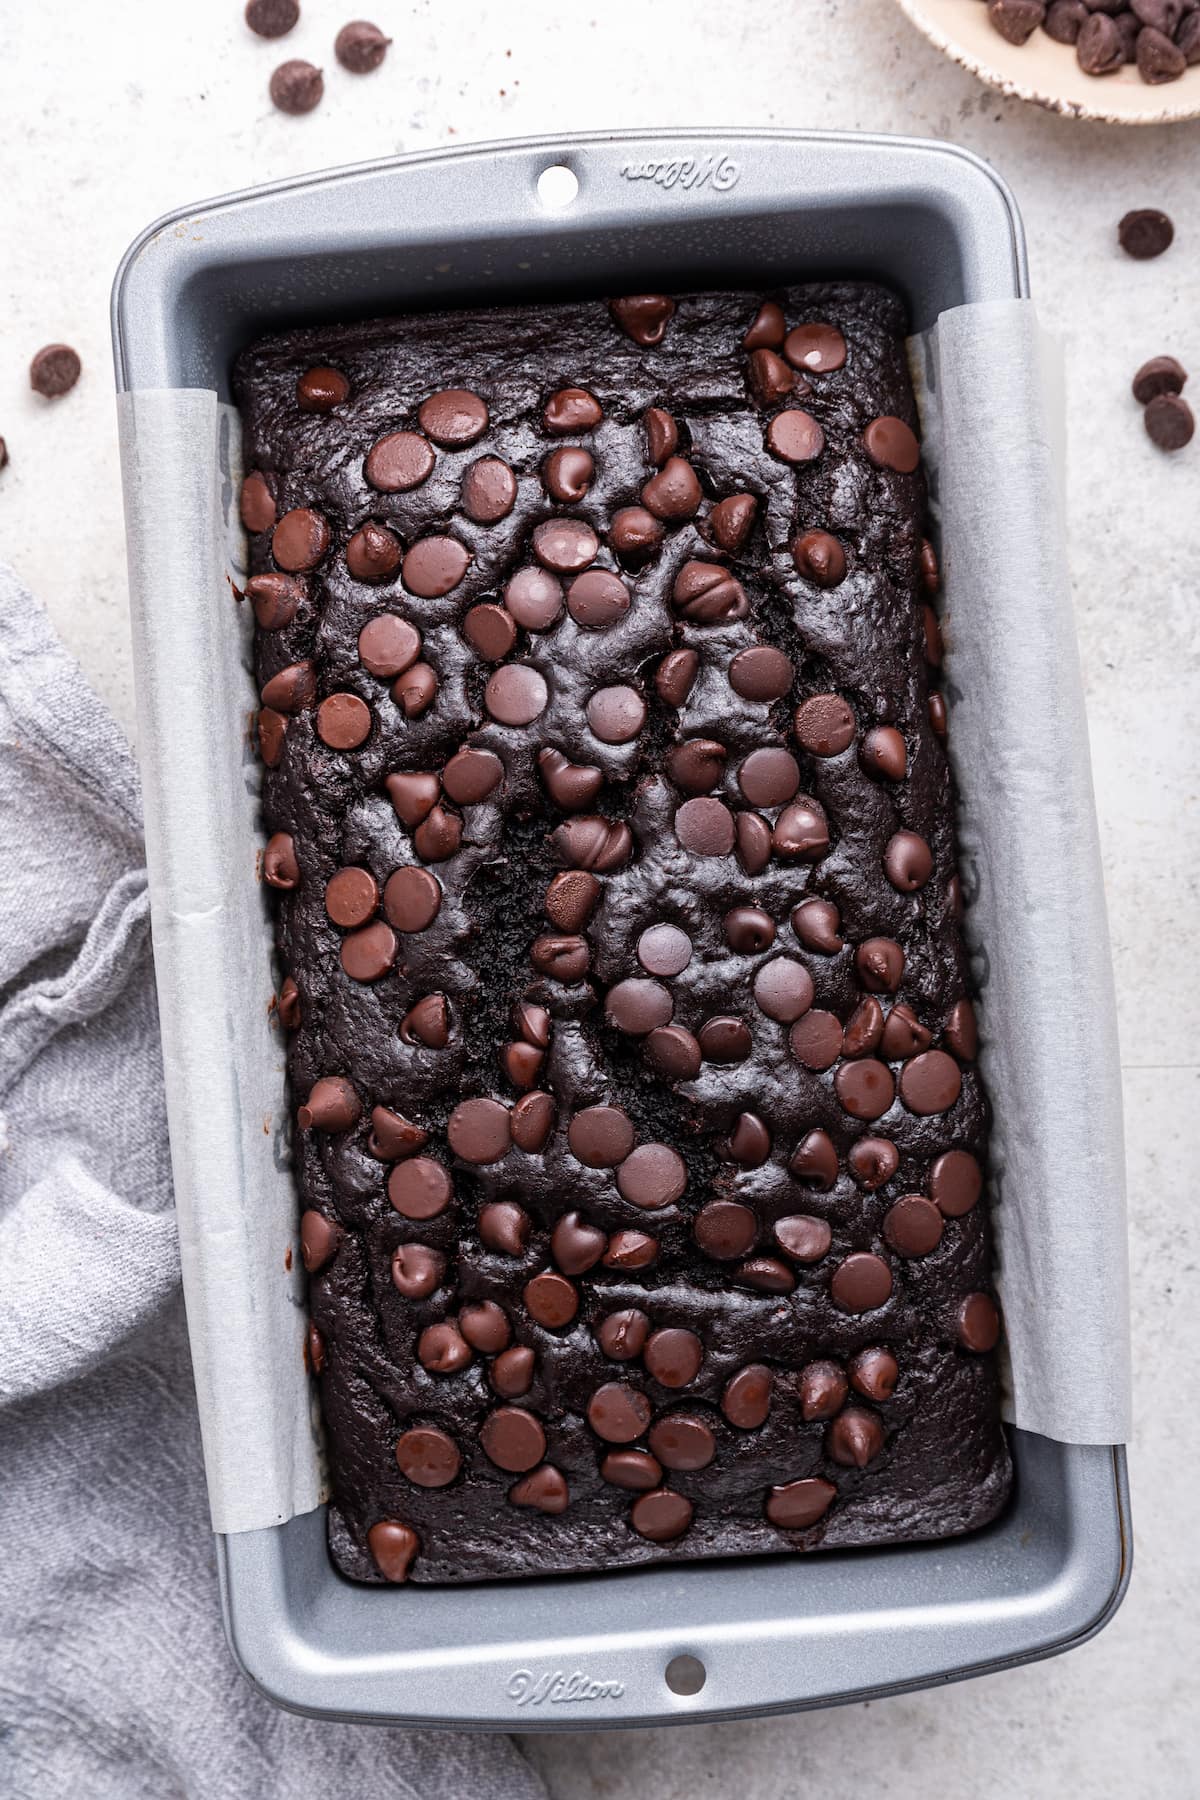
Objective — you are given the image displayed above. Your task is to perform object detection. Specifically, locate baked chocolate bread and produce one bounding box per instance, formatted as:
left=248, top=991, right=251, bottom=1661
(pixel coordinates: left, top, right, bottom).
left=235, top=285, right=1011, bottom=1585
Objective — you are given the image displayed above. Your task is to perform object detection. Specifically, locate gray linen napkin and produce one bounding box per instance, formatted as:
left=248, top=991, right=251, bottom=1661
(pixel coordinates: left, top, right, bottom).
left=0, top=565, right=548, bottom=1800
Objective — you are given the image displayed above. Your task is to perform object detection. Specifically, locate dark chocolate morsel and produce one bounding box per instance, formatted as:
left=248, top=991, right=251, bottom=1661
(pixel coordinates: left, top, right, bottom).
left=827, top=1407, right=885, bottom=1468
left=848, top=1136, right=900, bottom=1190
left=269, top=58, right=324, bottom=113
left=789, top=1129, right=839, bottom=1190
left=709, top=493, right=758, bottom=553
left=367, top=1520, right=419, bottom=1582
left=335, top=19, right=391, bottom=73
left=245, top=0, right=299, bottom=39
left=610, top=294, right=676, bottom=346
left=629, top=1488, right=693, bottom=1541
left=849, top=1347, right=899, bottom=1403
left=721, top=1364, right=772, bottom=1429
left=391, top=1242, right=444, bottom=1298
left=765, top=1478, right=836, bottom=1531
left=791, top=530, right=847, bottom=588
left=799, top=1360, right=848, bottom=1421
left=655, top=648, right=700, bottom=708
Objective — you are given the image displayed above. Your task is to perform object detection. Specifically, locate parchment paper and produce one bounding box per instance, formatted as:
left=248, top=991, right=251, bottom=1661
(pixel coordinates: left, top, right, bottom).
left=117, top=301, right=1130, bottom=1531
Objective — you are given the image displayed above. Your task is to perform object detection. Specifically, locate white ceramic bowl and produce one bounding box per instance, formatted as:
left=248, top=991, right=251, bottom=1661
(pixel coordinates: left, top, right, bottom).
left=897, top=0, right=1200, bottom=123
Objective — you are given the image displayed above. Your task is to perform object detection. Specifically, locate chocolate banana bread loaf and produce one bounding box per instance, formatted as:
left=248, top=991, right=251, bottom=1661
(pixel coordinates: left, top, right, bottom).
left=235, top=284, right=1011, bottom=1586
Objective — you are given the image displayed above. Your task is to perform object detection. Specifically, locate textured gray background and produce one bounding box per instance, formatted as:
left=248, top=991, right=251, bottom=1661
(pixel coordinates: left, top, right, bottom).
left=0, top=2, right=1196, bottom=1794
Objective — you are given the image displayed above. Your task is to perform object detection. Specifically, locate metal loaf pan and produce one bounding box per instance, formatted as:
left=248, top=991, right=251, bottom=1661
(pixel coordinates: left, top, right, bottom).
left=112, top=129, right=1130, bottom=1729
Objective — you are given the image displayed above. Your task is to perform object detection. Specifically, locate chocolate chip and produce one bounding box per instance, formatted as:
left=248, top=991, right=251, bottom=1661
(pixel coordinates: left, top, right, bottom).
left=610, top=294, right=676, bottom=345
left=324, top=865, right=377, bottom=926
left=356, top=615, right=419, bottom=679
left=568, top=1105, right=634, bottom=1167
left=396, top=1425, right=461, bottom=1488
left=617, top=1143, right=688, bottom=1210
left=880, top=1003, right=932, bottom=1061
left=772, top=797, right=830, bottom=860
left=417, top=1321, right=471, bottom=1373
left=459, top=1300, right=511, bottom=1354
left=773, top=1213, right=832, bottom=1262
left=443, top=745, right=504, bottom=805
left=609, top=506, right=664, bottom=564
left=366, top=430, right=435, bottom=492
left=708, top=493, right=759, bottom=553
left=643, top=1328, right=703, bottom=1388
left=601, top=1450, right=663, bottom=1492
left=693, top=1200, right=758, bottom=1261
left=277, top=977, right=301, bottom=1029
left=738, top=748, right=801, bottom=808
left=1137, top=24, right=1187, bottom=82
left=784, top=322, right=847, bottom=373
left=791, top=530, right=847, bottom=588
left=605, top=978, right=673, bottom=1036
left=479, top=1200, right=531, bottom=1256
left=334, top=19, right=391, bottom=72
left=863, top=416, right=920, bottom=473
left=791, top=898, right=843, bottom=954
left=860, top=725, right=907, bottom=781
left=923, top=604, right=944, bottom=667
left=387, top=1156, right=452, bottom=1221
left=299, top=1210, right=340, bottom=1272
left=899, top=1049, right=962, bottom=1116
left=883, top=829, right=933, bottom=893
left=261, top=660, right=316, bottom=714
left=502, top=1042, right=544, bottom=1089
left=743, top=301, right=786, bottom=349
left=723, top=905, right=775, bottom=954
left=596, top=1309, right=651, bottom=1361
left=794, top=693, right=855, bottom=756
left=753, top=957, right=814, bottom=1023
left=828, top=1407, right=885, bottom=1468
left=272, top=507, right=329, bottom=572
left=957, top=1293, right=1001, bottom=1352
left=630, top=1488, right=693, bottom=1541
left=511, top=1091, right=556, bottom=1152
left=986, top=0, right=1047, bottom=43
left=390, top=1243, right=444, bottom=1298
left=672, top=560, right=749, bottom=622
left=799, top=1360, right=848, bottom=1421
left=642, top=456, right=702, bottom=520
left=382, top=866, right=442, bottom=933
left=509, top=1464, right=569, bottom=1514
left=317, top=693, right=372, bottom=750
left=734, top=1255, right=796, bottom=1294
left=697, top=1016, right=752, bottom=1063
left=848, top=1136, right=900, bottom=1190
left=944, top=997, right=979, bottom=1061
left=257, top=709, right=287, bottom=767
left=766, top=1478, right=836, bottom=1530
left=644, top=1025, right=703, bottom=1081
left=721, top=1364, right=772, bottom=1429
left=544, top=871, right=601, bottom=933
left=461, top=456, right=517, bottom=523
left=883, top=1194, right=944, bottom=1257
left=370, top=1106, right=427, bottom=1161
left=403, top=535, right=470, bottom=598
left=367, top=1520, right=419, bottom=1582
left=834, top=1059, right=895, bottom=1122
left=928, top=691, right=948, bottom=739
left=733, top=811, right=771, bottom=877
left=587, top=684, right=647, bottom=744
left=789, top=1010, right=843, bottom=1071
left=1145, top=392, right=1194, bottom=451
left=642, top=407, right=678, bottom=467
left=655, top=648, right=699, bottom=707
left=766, top=409, right=824, bottom=463
left=296, top=365, right=349, bottom=412
left=481, top=1406, right=546, bottom=1472
left=29, top=343, right=81, bottom=397
left=346, top=520, right=403, bottom=583
left=530, top=933, right=589, bottom=982
left=649, top=1413, right=714, bottom=1470
left=748, top=348, right=795, bottom=405
left=666, top=738, right=727, bottom=794
left=504, top=567, right=563, bottom=630
left=1077, top=11, right=1124, bottom=70
left=264, top=832, right=300, bottom=890
left=856, top=937, right=905, bottom=993
left=1044, top=0, right=1088, bottom=40
left=298, top=1076, right=361, bottom=1132
left=533, top=518, right=599, bottom=574
left=418, top=388, right=488, bottom=446
left=603, top=1229, right=659, bottom=1270
left=245, top=0, right=299, bottom=37
left=548, top=1212, right=605, bottom=1276
left=789, top=1129, right=839, bottom=1189
left=843, top=996, right=884, bottom=1058
left=675, top=796, right=735, bottom=856
left=485, top=663, right=549, bottom=726
left=491, top=1346, right=536, bottom=1397
left=930, top=1149, right=983, bottom=1216
left=447, top=1097, right=511, bottom=1165
left=240, top=473, right=276, bottom=533
left=544, top=388, right=603, bottom=434
left=393, top=662, right=438, bottom=717
left=849, top=1347, right=899, bottom=1403
left=637, top=923, right=693, bottom=976
left=462, top=603, right=516, bottom=663
left=400, top=993, right=451, bottom=1047
left=524, top=1270, right=579, bottom=1330
left=587, top=1382, right=652, bottom=1443
left=1132, top=355, right=1187, bottom=404
left=269, top=58, right=324, bottom=112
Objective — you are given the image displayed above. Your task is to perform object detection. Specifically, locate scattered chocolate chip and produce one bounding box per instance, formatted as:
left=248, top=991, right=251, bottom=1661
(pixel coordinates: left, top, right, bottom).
left=848, top=1136, right=900, bottom=1190
left=269, top=58, right=324, bottom=113
left=930, top=1149, right=983, bottom=1216
left=1132, top=355, right=1187, bottom=404
left=505, top=566, right=564, bottom=630
left=461, top=456, right=517, bottom=523
left=791, top=898, right=843, bottom=954
left=382, top=865, right=442, bottom=933
left=1145, top=392, right=1194, bottom=451
left=630, top=1488, right=693, bottom=1541
left=29, top=344, right=81, bottom=398
left=544, top=387, right=603, bottom=434
left=298, top=1076, right=361, bottom=1132
left=543, top=445, right=595, bottom=502
left=863, top=415, right=920, bottom=473
left=766, top=409, right=824, bottom=463
left=365, top=430, right=435, bottom=492
left=335, top=19, right=391, bottom=73
left=987, top=0, right=1046, bottom=45
left=367, top=1520, right=419, bottom=1582
left=883, top=1194, right=945, bottom=1257
left=418, top=388, right=488, bottom=446
left=245, top=0, right=299, bottom=37
left=1077, top=12, right=1124, bottom=72
left=721, top=1364, right=772, bottom=1429
left=644, top=407, right=678, bottom=465
left=794, top=693, right=855, bottom=756
left=655, top=647, right=699, bottom=708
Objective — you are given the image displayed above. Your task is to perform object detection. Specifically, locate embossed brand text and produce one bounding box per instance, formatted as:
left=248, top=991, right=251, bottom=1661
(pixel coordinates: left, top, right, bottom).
left=619, top=154, right=740, bottom=192
left=507, top=1668, right=626, bottom=1706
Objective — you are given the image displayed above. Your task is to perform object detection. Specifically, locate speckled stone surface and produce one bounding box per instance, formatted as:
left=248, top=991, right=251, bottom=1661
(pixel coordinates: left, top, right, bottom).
left=237, top=286, right=1008, bottom=1582
left=2, top=0, right=1197, bottom=1789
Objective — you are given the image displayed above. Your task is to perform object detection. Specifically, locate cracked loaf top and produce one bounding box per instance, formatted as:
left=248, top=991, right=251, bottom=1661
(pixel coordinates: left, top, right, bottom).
left=234, top=283, right=1011, bottom=1586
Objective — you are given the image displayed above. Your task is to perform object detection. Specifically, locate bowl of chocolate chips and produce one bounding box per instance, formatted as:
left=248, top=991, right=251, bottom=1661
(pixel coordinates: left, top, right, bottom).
left=897, top=0, right=1200, bottom=121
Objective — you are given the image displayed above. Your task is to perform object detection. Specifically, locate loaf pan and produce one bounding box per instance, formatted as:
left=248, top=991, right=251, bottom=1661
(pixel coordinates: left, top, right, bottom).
left=112, top=128, right=1130, bottom=1728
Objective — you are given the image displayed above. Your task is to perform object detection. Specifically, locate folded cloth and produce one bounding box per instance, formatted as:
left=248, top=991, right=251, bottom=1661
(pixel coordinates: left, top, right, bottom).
left=0, top=566, right=548, bottom=1800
